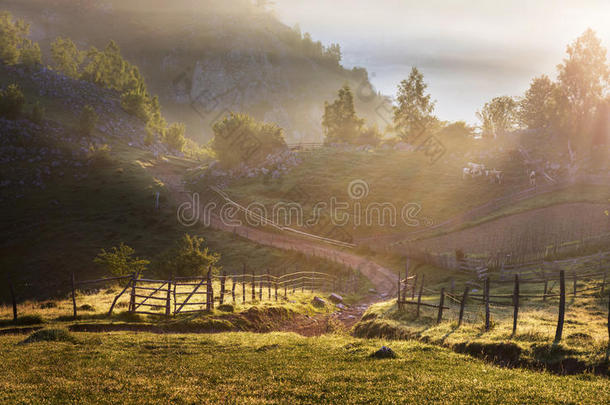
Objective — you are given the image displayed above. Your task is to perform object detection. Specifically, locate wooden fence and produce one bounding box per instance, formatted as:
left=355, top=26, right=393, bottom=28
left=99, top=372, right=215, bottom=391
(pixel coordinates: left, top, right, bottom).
left=397, top=262, right=610, bottom=342
left=62, top=268, right=339, bottom=318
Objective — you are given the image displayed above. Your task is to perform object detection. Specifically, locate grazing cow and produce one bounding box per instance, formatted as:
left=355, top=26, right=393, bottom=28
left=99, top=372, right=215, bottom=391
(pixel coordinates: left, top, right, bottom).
left=529, top=170, right=536, bottom=186
left=490, top=169, right=504, bottom=184
left=462, top=167, right=472, bottom=179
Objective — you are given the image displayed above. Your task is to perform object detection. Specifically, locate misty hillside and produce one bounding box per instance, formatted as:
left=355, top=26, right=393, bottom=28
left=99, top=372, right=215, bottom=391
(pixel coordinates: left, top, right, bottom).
left=2, top=0, right=389, bottom=143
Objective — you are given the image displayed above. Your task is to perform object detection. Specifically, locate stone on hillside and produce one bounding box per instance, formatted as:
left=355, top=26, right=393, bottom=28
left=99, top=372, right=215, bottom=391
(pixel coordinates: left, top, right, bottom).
left=368, top=288, right=377, bottom=294
left=311, top=296, right=326, bottom=308
left=336, top=303, right=347, bottom=310
left=371, top=346, right=397, bottom=359
left=328, top=293, right=343, bottom=304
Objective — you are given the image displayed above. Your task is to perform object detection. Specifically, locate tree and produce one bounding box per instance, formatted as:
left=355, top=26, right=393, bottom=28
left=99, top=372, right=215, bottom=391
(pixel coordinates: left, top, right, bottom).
left=94, top=243, right=149, bottom=277
left=212, top=112, right=287, bottom=168
left=79, top=105, right=98, bottom=137
left=393, top=67, right=436, bottom=142
left=557, top=28, right=609, bottom=135
left=518, top=75, right=561, bottom=130
left=476, top=96, right=518, bottom=138
left=19, top=39, right=41, bottom=68
left=164, top=122, right=187, bottom=152
left=0, top=84, right=25, bottom=120
left=154, top=234, right=220, bottom=278
left=325, top=43, right=342, bottom=64
left=51, top=37, right=84, bottom=79
left=0, top=11, right=29, bottom=66
left=322, top=84, right=364, bottom=144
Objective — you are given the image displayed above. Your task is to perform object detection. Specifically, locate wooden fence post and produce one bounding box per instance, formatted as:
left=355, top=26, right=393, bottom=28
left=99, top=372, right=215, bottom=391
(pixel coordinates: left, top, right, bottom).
left=512, top=274, right=519, bottom=336
left=437, top=288, right=445, bottom=324
left=129, top=273, right=137, bottom=312
left=404, top=260, right=409, bottom=305
left=259, top=278, right=263, bottom=301
left=283, top=270, right=287, bottom=299
left=251, top=270, right=256, bottom=301
left=601, top=271, right=606, bottom=297
left=220, top=271, right=226, bottom=305
left=267, top=269, right=271, bottom=300
left=484, top=277, right=490, bottom=331
left=231, top=277, right=236, bottom=303
left=8, top=278, right=17, bottom=321
left=166, top=277, right=172, bottom=316
left=397, top=269, right=402, bottom=310
left=274, top=274, right=278, bottom=301
left=458, top=287, right=469, bottom=327
left=242, top=264, right=246, bottom=304
left=607, top=290, right=610, bottom=343
left=416, top=274, right=424, bottom=318
left=554, top=270, right=566, bottom=342
left=412, top=274, right=418, bottom=300
left=71, top=272, right=77, bottom=318
left=206, top=268, right=212, bottom=311
left=108, top=275, right=133, bottom=317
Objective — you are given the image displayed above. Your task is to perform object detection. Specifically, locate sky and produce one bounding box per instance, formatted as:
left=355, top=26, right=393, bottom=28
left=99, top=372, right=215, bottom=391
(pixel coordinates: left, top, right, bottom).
left=273, top=0, right=610, bottom=124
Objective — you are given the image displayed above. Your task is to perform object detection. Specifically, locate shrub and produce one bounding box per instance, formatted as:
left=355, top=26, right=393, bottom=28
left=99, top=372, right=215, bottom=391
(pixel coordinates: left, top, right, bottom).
left=79, top=105, right=98, bottom=137
left=20, top=329, right=76, bottom=344
left=164, top=122, right=187, bottom=152
left=211, top=112, right=287, bottom=168
left=50, top=37, right=84, bottom=79
left=154, top=234, right=220, bottom=278
left=94, top=242, right=149, bottom=277
left=19, top=39, right=42, bottom=68
left=0, top=314, right=44, bottom=327
left=0, top=84, right=25, bottom=120
left=0, top=11, right=29, bottom=66
left=121, top=88, right=150, bottom=121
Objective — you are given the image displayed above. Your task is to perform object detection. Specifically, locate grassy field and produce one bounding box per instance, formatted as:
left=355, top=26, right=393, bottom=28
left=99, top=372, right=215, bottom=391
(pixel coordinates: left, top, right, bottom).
left=355, top=272, right=610, bottom=372
left=201, top=143, right=608, bottom=241
left=0, top=330, right=608, bottom=404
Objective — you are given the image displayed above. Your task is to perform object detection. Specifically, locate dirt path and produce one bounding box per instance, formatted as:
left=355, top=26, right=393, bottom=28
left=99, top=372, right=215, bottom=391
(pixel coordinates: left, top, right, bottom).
left=148, top=161, right=397, bottom=332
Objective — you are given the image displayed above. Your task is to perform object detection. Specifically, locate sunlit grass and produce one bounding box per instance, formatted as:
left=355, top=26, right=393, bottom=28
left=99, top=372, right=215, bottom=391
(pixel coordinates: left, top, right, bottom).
left=0, top=331, right=607, bottom=404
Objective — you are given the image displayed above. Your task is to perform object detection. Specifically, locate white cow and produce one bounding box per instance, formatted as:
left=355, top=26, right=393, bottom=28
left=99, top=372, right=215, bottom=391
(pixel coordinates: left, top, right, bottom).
left=529, top=170, right=536, bottom=186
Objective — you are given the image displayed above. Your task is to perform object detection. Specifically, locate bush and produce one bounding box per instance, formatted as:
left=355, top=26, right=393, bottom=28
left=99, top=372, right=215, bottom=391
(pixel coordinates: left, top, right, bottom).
left=50, top=37, right=84, bottom=79
left=79, top=105, right=98, bottom=137
left=0, top=314, right=44, bottom=327
left=0, top=11, right=29, bottom=66
left=19, top=39, right=42, bottom=68
left=94, top=242, right=149, bottom=277
left=0, top=84, right=25, bottom=120
left=19, top=328, right=76, bottom=344
left=154, top=234, right=220, bottom=278
left=121, top=88, right=150, bottom=121
left=211, top=112, right=287, bottom=168
left=164, top=122, right=187, bottom=152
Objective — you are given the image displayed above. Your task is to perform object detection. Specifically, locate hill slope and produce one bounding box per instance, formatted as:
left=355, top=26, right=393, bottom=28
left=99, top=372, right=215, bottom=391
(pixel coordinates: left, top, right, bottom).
left=3, top=0, right=389, bottom=142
